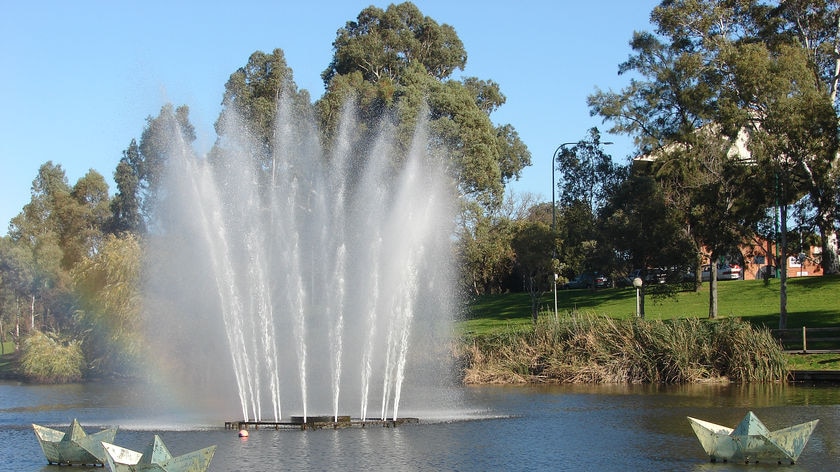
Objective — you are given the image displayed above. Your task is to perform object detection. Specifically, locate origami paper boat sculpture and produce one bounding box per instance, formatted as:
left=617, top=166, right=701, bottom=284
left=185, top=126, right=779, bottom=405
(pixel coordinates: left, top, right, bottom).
left=688, top=411, right=818, bottom=464
left=32, top=418, right=117, bottom=466
left=102, top=434, right=216, bottom=472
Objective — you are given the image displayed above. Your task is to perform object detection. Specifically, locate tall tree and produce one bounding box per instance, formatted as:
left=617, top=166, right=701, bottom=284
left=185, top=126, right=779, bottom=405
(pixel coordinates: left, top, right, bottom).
left=510, top=219, right=554, bottom=324
left=721, top=42, right=838, bottom=327
left=318, top=2, right=529, bottom=208
left=758, top=1, right=840, bottom=275
left=214, top=48, right=312, bottom=184
left=600, top=173, right=694, bottom=318
left=62, top=170, right=110, bottom=269
left=138, top=104, right=196, bottom=230
left=108, top=139, right=144, bottom=235
left=8, top=163, right=75, bottom=332
left=0, top=236, right=35, bottom=345
left=553, top=129, right=624, bottom=278
left=590, top=0, right=839, bottom=326
left=457, top=200, right=516, bottom=296
left=555, top=128, right=623, bottom=217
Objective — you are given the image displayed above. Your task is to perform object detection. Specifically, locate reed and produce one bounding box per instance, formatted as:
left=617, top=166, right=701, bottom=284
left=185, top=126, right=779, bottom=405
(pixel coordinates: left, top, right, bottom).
left=459, top=313, right=788, bottom=384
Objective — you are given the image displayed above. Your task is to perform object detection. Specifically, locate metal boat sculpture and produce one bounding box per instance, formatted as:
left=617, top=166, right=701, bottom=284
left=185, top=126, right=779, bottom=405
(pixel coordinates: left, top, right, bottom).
left=688, top=411, right=818, bottom=464
left=102, top=434, right=216, bottom=472
left=32, top=418, right=117, bottom=466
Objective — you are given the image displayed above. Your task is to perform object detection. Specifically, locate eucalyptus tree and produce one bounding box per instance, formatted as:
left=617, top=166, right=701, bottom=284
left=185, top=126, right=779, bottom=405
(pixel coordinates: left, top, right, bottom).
left=108, top=139, right=144, bottom=235
left=62, top=170, right=110, bottom=269
left=109, top=104, right=196, bottom=236
left=587, top=4, right=735, bottom=312
left=756, top=0, right=840, bottom=275
left=8, top=163, right=78, bottom=332
left=458, top=199, right=517, bottom=296
left=317, top=2, right=529, bottom=209
left=590, top=0, right=839, bottom=325
left=553, top=128, right=625, bottom=277
left=0, top=236, right=35, bottom=345
left=457, top=193, right=545, bottom=296
left=138, top=104, right=196, bottom=231
left=720, top=41, right=838, bottom=327
left=213, top=48, right=313, bottom=186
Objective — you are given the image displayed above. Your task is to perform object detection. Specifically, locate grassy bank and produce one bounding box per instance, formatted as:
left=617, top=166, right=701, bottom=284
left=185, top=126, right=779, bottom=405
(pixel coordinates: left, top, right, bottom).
left=462, top=276, right=840, bottom=336
left=460, top=276, right=840, bottom=381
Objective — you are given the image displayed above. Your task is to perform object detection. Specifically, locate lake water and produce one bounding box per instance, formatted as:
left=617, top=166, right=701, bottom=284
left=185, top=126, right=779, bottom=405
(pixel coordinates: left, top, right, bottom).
left=2, top=380, right=838, bottom=471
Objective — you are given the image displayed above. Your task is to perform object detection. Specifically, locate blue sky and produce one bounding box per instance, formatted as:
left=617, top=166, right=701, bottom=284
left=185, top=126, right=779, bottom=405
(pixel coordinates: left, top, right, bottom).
left=1, top=1, right=660, bottom=228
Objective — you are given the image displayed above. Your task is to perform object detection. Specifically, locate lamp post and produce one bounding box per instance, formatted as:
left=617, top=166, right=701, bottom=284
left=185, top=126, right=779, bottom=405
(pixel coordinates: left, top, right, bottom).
left=551, top=142, right=578, bottom=320
left=633, top=277, right=643, bottom=318
left=550, top=140, right=613, bottom=319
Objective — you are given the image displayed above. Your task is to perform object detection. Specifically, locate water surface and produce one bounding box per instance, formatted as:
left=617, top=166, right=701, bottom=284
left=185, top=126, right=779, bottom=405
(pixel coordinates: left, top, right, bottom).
left=3, top=381, right=838, bottom=471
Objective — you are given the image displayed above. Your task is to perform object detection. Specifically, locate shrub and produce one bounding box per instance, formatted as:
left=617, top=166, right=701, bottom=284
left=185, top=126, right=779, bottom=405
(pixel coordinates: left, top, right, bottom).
left=20, top=331, right=85, bottom=383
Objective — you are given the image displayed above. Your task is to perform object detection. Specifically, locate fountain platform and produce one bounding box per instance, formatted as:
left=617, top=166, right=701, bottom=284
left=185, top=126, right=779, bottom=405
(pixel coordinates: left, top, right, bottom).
left=225, top=416, right=419, bottom=431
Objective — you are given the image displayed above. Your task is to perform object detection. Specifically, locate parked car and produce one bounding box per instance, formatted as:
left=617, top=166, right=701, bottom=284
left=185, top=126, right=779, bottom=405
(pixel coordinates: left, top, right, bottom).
left=592, top=273, right=611, bottom=288
left=621, top=268, right=667, bottom=286
left=562, top=272, right=610, bottom=289
left=701, top=264, right=742, bottom=281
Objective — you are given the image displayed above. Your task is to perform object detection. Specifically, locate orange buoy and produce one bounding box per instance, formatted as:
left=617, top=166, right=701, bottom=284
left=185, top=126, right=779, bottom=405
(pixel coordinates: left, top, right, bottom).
left=238, top=429, right=249, bottom=437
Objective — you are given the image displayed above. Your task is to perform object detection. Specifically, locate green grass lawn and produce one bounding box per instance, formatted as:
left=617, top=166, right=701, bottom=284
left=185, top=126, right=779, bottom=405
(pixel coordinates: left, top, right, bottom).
left=0, top=341, right=18, bottom=378
left=461, top=275, right=840, bottom=336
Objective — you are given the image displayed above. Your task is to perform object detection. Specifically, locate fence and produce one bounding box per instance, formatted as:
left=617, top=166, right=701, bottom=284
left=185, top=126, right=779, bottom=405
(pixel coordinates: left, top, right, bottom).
left=772, top=326, right=840, bottom=353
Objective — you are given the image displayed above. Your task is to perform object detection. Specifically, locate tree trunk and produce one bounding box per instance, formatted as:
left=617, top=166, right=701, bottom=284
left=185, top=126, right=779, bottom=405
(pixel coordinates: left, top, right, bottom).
left=708, top=259, right=718, bottom=319
left=526, top=275, right=540, bottom=325
left=820, top=226, right=840, bottom=275
left=15, top=296, right=20, bottom=338
left=779, top=202, right=789, bottom=330
left=639, top=284, right=646, bottom=319
left=694, top=247, right=703, bottom=292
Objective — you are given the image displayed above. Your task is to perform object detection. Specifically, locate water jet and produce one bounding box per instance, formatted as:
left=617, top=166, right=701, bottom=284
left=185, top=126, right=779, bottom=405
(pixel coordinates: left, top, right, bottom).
left=146, top=94, right=458, bottom=425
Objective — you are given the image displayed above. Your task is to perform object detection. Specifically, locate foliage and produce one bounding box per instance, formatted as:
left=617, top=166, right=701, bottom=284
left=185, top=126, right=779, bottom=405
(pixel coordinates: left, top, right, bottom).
left=589, top=0, right=840, bottom=323
left=555, top=128, right=624, bottom=216
left=72, top=233, right=143, bottom=377
left=510, top=219, right=554, bottom=324
left=138, top=104, right=196, bottom=231
left=108, top=139, right=144, bottom=235
left=214, top=48, right=312, bottom=180
left=6, top=162, right=102, bottom=332
left=19, top=330, right=84, bottom=383
left=457, top=200, right=517, bottom=296
left=318, top=2, right=529, bottom=209
left=460, top=314, right=787, bottom=384
left=599, top=174, right=695, bottom=284
left=551, top=129, right=626, bottom=279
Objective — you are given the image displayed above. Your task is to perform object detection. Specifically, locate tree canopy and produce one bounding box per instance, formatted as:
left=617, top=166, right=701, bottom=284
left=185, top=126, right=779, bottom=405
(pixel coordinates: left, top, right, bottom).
left=317, top=2, right=530, bottom=208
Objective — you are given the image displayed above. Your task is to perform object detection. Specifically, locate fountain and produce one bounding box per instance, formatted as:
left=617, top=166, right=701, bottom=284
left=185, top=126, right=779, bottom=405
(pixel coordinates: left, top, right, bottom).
left=143, top=93, right=458, bottom=426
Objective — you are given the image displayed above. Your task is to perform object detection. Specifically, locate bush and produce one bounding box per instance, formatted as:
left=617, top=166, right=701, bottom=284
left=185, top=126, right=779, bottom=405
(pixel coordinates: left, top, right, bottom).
left=20, top=330, right=85, bottom=383
left=460, top=313, right=788, bottom=384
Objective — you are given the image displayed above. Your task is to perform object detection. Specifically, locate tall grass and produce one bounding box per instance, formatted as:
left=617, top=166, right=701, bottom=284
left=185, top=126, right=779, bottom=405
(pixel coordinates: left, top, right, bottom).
left=459, top=313, right=788, bottom=384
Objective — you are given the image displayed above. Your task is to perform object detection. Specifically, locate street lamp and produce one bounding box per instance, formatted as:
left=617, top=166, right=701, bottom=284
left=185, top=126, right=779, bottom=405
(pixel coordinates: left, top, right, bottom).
left=550, top=140, right=613, bottom=319
left=633, top=277, right=643, bottom=318
left=551, top=143, right=577, bottom=320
